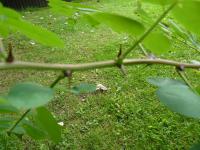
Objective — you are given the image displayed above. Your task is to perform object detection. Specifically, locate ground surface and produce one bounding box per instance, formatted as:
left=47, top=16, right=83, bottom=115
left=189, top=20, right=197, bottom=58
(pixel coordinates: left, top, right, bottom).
left=0, top=0, right=200, bottom=149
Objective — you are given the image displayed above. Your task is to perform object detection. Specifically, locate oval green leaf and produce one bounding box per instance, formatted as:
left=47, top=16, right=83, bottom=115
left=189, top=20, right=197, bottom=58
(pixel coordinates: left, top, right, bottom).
left=0, top=104, right=18, bottom=114
left=0, top=118, right=14, bottom=133
left=0, top=6, right=65, bottom=47
left=23, top=122, right=47, bottom=140
left=190, top=144, right=200, bottom=150
left=6, top=82, right=54, bottom=109
left=157, top=84, right=200, bottom=119
left=147, top=77, right=185, bottom=87
left=89, top=12, right=145, bottom=36
left=142, top=0, right=176, bottom=5
left=172, top=1, right=200, bottom=36
left=143, top=32, right=171, bottom=54
left=71, top=83, right=96, bottom=95
left=35, top=107, right=61, bottom=143
left=0, top=117, right=24, bottom=134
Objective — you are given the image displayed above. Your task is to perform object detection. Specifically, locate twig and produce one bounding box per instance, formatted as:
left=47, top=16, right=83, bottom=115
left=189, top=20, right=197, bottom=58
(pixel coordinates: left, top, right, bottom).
left=50, top=73, right=65, bottom=88
left=176, top=69, right=196, bottom=91
left=119, top=1, right=178, bottom=61
left=139, top=43, right=149, bottom=56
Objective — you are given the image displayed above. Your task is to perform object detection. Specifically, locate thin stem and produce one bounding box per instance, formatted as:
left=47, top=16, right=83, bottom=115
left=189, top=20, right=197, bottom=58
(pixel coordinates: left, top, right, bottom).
left=7, top=73, right=65, bottom=134
left=120, top=1, right=177, bottom=60
left=139, top=43, right=149, bottom=56
left=160, top=22, right=200, bottom=54
left=0, top=59, right=199, bottom=71
left=176, top=69, right=195, bottom=91
left=8, top=109, right=31, bottom=134
left=3, top=134, right=8, bottom=150
left=50, top=73, right=65, bottom=88
left=168, top=32, right=200, bottom=54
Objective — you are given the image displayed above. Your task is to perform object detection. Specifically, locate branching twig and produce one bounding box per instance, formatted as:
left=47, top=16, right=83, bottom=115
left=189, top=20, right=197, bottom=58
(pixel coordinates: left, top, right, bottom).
left=119, top=1, right=178, bottom=61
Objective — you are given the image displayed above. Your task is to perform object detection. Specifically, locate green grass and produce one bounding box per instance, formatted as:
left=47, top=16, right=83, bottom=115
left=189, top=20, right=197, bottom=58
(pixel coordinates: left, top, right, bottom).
left=1, top=0, right=200, bottom=149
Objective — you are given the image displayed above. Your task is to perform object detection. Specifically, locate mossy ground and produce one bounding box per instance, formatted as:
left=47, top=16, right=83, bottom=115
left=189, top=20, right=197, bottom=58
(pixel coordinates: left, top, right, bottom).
left=0, top=0, right=200, bottom=149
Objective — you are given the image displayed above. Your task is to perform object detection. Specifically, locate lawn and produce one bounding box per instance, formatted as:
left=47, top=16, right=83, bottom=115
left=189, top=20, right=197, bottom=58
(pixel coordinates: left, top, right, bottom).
left=0, top=0, right=200, bottom=149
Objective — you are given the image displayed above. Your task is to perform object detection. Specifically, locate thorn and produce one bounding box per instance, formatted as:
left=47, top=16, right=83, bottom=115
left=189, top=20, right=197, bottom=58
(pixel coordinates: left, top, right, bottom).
left=6, top=43, right=14, bottom=63
left=117, top=44, right=122, bottom=58
left=63, top=70, right=73, bottom=89
left=147, top=53, right=157, bottom=59
left=176, top=65, right=185, bottom=72
left=116, top=44, right=126, bottom=76
left=119, top=64, right=127, bottom=76
left=63, top=70, right=72, bottom=78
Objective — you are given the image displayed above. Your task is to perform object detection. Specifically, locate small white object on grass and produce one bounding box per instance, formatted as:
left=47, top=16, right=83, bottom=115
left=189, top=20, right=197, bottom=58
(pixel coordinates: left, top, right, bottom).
left=96, top=84, right=108, bottom=92
left=58, top=122, right=64, bottom=126
left=29, top=41, right=35, bottom=45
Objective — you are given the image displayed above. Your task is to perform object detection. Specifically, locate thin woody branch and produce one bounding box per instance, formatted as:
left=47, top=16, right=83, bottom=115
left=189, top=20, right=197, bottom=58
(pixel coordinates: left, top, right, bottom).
left=0, top=58, right=199, bottom=71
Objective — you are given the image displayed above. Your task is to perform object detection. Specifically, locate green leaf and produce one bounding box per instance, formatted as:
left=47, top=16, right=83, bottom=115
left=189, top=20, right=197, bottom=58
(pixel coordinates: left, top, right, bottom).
left=0, top=98, right=19, bottom=114
left=0, top=104, right=18, bottom=114
left=88, top=12, right=145, bottom=36
left=49, top=0, right=97, bottom=16
left=0, top=23, right=10, bottom=37
left=49, top=0, right=97, bottom=12
left=147, top=77, right=185, bottom=87
left=156, top=84, right=200, bottom=119
left=84, top=14, right=100, bottom=27
left=0, top=6, right=21, bottom=20
left=0, top=117, right=24, bottom=134
left=168, top=19, right=188, bottom=40
left=0, top=6, right=65, bottom=47
left=35, top=107, right=61, bottom=143
left=142, top=0, right=176, bottom=5
left=50, top=4, right=77, bottom=16
left=71, top=83, right=96, bottom=94
left=190, top=144, right=200, bottom=150
left=23, top=122, right=47, bottom=140
left=0, top=118, right=14, bottom=132
left=196, top=86, right=200, bottom=95
left=6, top=82, right=54, bottom=109
left=172, top=1, right=200, bottom=35
left=7, top=19, right=65, bottom=48
left=143, top=32, right=171, bottom=54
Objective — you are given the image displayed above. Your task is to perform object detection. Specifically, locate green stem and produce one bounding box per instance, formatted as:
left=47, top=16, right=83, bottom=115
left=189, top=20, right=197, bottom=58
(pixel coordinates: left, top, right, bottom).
left=120, top=1, right=177, bottom=60
left=167, top=32, right=200, bottom=54
left=176, top=69, right=195, bottom=91
left=8, top=109, right=31, bottom=134
left=7, top=74, right=64, bottom=135
left=50, top=73, right=65, bottom=88
left=139, top=43, right=149, bottom=56
left=3, top=134, right=8, bottom=150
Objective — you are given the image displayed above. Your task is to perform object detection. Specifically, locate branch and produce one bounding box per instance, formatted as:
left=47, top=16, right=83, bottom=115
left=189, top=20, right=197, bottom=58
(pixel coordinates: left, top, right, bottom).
left=0, top=58, right=199, bottom=71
